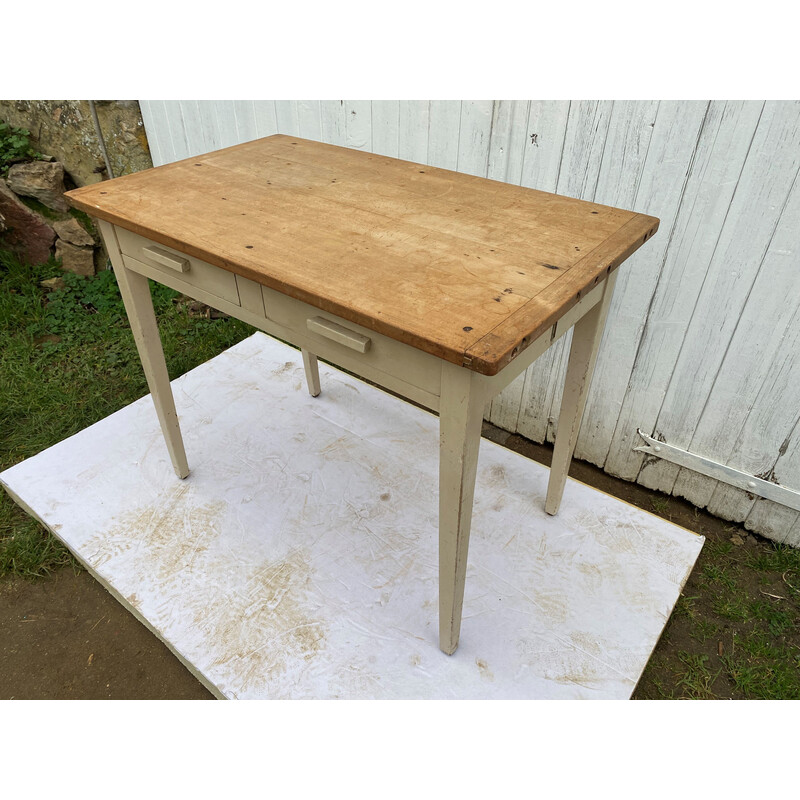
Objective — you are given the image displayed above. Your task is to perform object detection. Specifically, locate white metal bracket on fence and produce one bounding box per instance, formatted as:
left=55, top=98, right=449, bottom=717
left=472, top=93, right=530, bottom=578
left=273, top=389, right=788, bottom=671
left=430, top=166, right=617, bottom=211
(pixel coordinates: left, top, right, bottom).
left=634, top=430, right=800, bottom=512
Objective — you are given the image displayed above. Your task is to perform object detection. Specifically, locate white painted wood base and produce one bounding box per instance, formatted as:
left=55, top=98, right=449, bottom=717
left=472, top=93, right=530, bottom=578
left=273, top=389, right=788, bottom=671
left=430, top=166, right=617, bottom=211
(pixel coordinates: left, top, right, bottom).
left=438, top=364, right=487, bottom=654
left=98, top=221, right=189, bottom=479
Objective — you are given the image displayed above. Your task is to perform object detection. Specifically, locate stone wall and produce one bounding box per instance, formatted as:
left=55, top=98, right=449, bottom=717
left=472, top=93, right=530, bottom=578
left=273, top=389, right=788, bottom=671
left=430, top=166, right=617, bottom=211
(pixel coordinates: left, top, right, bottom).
left=0, top=101, right=153, bottom=272
left=0, top=101, right=152, bottom=187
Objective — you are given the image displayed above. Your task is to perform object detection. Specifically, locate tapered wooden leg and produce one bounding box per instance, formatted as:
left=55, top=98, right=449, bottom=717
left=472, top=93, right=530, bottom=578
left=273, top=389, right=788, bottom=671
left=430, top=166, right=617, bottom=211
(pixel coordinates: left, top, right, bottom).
left=438, top=363, right=485, bottom=655
left=301, top=349, right=321, bottom=397
left=545, top=272, right=618, bottom=515
left=97, top=221, right=189, bottom=479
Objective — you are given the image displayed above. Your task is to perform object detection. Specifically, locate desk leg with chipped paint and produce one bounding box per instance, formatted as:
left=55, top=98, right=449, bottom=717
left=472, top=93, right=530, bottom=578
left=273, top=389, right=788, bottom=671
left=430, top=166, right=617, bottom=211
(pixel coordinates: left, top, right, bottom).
left=545, top=271, right=618, bottom=516
left=301, top=349, right=321, bottom=397
left=438, top=363, right=487, bottom=655
left=97, top=220, right=190, bottom=480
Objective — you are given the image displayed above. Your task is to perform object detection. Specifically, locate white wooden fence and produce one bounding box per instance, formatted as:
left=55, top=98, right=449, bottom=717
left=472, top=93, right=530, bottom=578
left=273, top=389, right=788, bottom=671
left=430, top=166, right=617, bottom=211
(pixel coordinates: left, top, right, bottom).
left=139, top=100, right=800, bottom=545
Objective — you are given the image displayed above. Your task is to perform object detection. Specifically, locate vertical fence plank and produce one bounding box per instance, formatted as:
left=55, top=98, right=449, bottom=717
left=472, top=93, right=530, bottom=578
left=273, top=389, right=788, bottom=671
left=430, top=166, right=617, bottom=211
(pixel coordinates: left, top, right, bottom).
left=140, top=101, right=174, bottom=166
left=398, top=101, right=429, bottom=164
left=274, top=101, right=299, bottom=135
left=175, top=100, right=209, bottom=157
left=196, top=101, right=222, bottom=152
left=518, top=101, right=571, bottom=190
left=371, top=101, right=399, bottom=157
left=343, top=101, right=372, bottom=150
left=456, top=100, right=493, bottom=177
left=745, top=425, right=800, bottom=545
left=232, top=101, right=259, bottom=143
left=214, top=101, right=239, bottom=148
left=138, top=101, right=163, bottom=166
left=486, top=100, right=529, bottom=185
left=296, top=100, right=322, bottom=140
left=319, top=100, right=347, bottom=146
left=162, top=100, right=191, bottom=160
left=252, top=101, right=278, bottom=138
left=427, top=101, right=462, bottom=170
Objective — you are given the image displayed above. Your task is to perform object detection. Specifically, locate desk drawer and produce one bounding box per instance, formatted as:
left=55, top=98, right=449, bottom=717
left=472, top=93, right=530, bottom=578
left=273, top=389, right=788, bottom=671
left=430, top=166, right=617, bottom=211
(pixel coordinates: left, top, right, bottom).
left=260, top=285, right=442, bottom=397
left=115, top=227, right=240, bottom=306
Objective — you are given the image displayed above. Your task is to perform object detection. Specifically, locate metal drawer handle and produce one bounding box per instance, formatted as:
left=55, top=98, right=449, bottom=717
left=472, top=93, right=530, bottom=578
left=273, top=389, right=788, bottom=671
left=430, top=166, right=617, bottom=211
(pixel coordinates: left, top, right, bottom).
left=307, top=317, right=371, bottom=353
left=142, top=246, right=190, bottom=273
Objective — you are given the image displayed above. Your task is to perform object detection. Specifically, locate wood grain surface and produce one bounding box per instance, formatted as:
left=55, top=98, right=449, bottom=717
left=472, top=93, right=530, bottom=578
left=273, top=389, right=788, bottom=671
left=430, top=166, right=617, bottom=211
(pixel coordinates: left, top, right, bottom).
left=66, top=134, right=658, bottom=375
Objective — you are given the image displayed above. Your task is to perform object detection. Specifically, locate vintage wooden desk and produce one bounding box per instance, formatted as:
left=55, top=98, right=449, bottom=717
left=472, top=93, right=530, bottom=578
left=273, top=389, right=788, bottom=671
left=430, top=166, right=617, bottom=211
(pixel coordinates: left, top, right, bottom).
left=66, top=135, right=658, bottom=655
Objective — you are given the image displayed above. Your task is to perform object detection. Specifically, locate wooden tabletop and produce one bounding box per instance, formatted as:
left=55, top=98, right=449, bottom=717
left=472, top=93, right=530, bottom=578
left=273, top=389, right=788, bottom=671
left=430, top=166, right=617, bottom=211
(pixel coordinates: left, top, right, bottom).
left=66, top=134, right=659, bottom=376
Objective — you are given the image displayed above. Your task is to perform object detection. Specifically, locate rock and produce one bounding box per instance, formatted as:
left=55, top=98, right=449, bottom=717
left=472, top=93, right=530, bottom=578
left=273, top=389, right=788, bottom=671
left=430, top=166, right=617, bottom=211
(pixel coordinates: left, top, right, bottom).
left=55, top=240, right=95, bottom=276
left=0, top=178, right=56, bottom=264
left=40, top=276, right=66, bottom=290
left=7, top=161, right=69, bottom=212
left=0, top=101, right=154, bottom=188
left=53, top=217, right=94, bottom=246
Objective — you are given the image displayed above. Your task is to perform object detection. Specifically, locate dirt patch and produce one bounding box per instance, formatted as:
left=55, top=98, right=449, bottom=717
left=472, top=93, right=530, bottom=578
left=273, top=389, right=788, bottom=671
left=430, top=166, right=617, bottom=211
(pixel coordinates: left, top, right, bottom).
left=0, top=568, right=211, bottom=699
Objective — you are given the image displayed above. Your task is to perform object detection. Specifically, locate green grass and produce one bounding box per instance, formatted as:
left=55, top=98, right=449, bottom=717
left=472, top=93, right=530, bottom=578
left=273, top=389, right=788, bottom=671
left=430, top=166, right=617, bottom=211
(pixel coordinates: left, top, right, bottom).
left=0, top=250, right=255, bottom=578
left=650, top=495, right=671, bottom=516
left=674, top=652, right=721, bottom=699
left=637, top=533, right=800, bottom=699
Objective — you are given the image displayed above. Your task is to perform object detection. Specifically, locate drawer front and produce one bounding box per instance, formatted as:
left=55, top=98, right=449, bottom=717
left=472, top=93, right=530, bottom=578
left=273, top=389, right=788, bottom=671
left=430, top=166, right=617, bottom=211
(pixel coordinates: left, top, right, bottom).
left=260, top=285, right=442, bottom=397
left=115, top=227, right=240, bottom=306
